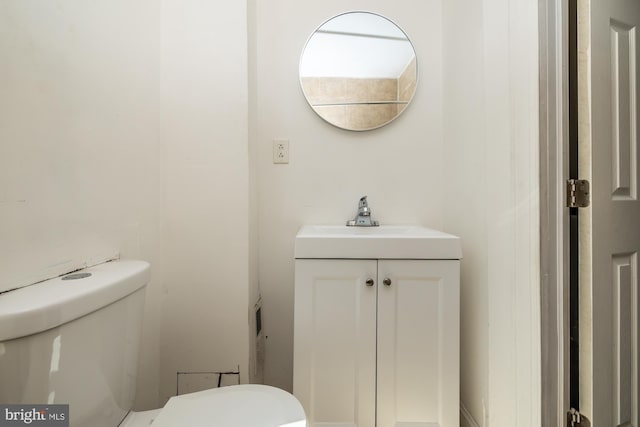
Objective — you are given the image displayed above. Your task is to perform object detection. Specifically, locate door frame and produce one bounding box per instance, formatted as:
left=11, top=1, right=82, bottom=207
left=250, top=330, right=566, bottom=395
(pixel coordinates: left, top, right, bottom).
left=539, top=0, right=571, bottom=425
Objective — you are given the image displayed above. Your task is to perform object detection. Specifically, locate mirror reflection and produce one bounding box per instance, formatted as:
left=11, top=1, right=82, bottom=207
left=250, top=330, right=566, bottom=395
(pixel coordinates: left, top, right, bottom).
left=299, top=12, right=417, bottom=131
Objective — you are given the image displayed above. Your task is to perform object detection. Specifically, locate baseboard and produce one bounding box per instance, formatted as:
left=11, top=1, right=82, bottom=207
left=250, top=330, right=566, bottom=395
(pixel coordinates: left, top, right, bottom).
left=460, top=402, right=481, bottom=427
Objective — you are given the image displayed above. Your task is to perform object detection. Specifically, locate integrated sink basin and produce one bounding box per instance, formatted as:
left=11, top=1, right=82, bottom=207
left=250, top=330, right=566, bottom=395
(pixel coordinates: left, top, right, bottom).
left=295, top=225, right=462, bottom=259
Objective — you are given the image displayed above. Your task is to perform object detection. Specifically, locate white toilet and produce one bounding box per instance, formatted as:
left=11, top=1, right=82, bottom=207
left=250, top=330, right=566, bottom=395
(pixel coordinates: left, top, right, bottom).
left=0, top=260, right=306, bottom=427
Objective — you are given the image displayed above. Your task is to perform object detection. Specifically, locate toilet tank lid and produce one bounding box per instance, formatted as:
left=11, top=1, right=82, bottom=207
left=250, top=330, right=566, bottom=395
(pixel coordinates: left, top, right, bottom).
left=0, top=260, right=150, bottom=342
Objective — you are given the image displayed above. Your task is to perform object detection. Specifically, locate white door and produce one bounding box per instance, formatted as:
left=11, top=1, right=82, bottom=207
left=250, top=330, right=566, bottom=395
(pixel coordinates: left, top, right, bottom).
left=376, top=260, right=459, bottom=427
left=579, top=0, right=640, bottom=425
left=293, top=259, right=377, bottom=427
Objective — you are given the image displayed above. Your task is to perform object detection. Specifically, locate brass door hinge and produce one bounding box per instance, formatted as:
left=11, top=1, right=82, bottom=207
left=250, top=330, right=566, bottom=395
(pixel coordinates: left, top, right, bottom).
left=567, top=179, right=590, bottom=208
left=567, top=408, right=591, bottom=427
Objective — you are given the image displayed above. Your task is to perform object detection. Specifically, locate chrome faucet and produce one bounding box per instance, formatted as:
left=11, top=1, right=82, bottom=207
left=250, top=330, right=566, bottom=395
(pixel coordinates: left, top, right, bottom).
left=346, top=196, right=379, bottom=227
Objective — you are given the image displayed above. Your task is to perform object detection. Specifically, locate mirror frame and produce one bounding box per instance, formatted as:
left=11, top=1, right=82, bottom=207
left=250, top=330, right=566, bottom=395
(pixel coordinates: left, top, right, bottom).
left=299, top=11, right=418, bottom=131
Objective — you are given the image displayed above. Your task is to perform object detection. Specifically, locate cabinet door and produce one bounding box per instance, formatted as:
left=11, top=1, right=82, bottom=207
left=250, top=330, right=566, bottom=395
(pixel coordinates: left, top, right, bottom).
left=377, top=260, right=460, bottom=427
left=294, top=259, right=377, bottom=427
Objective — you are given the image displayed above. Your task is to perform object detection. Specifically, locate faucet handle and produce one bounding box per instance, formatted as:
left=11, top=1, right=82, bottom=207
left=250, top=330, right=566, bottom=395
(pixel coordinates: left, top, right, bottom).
left=358, top=196, right=371, bottom=216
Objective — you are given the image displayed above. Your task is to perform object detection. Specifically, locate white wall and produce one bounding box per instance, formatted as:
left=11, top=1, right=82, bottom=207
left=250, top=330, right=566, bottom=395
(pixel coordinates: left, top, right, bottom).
left=0, top=0, right=164, bottom=409
left=255, top=1, right=540, bottom=426
left=0, top=0, right=252, bottom=410
left=0, top=0, right=160, bottom=292
left=252, top=0, right=444, bottom=392
left=158, top=0, right=250, bottom=405
left=443, top=0, right=541, bottom=426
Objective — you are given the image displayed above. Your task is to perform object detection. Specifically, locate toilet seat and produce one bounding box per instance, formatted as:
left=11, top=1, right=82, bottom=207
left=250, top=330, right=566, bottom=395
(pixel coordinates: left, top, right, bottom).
left=119, top=408, right=162, bottom=427
left=121, top=385, right=306, bottom=427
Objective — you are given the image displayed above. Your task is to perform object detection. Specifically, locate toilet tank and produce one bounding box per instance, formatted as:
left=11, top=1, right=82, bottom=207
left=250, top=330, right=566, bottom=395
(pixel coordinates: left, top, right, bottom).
left=0, top=260, right=150, bottom=427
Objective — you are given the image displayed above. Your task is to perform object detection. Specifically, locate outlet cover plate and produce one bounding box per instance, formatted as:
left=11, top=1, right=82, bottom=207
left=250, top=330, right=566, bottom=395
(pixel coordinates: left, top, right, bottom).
left=273, top=140, right=289, bottom=164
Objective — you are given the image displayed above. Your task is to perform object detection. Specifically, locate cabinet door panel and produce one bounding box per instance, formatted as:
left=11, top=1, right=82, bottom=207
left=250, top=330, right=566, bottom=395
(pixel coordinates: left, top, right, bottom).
left=377, top=260, right=460, bottom=427
left=294, top=259, right=377, bottom=427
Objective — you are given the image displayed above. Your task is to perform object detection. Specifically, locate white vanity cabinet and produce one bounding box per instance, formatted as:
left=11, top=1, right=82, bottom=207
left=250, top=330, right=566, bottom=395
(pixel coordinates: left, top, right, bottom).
left=293, top=226, right=461, bottom=427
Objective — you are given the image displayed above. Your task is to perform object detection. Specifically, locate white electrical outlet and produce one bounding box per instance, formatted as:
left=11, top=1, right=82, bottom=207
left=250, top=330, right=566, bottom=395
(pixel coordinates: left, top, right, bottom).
left=273, top=140, right=289, bottom=164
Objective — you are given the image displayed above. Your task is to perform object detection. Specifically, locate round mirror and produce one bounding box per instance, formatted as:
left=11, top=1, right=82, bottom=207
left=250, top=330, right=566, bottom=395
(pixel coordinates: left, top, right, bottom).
left=299, top=12, right=417, bottom=131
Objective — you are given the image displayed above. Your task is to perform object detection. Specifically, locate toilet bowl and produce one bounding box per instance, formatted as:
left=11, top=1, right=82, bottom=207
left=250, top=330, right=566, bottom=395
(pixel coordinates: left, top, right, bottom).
left=121, top=385, right=305, bottom=427
left=0, top=260, right=306, bottom=427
